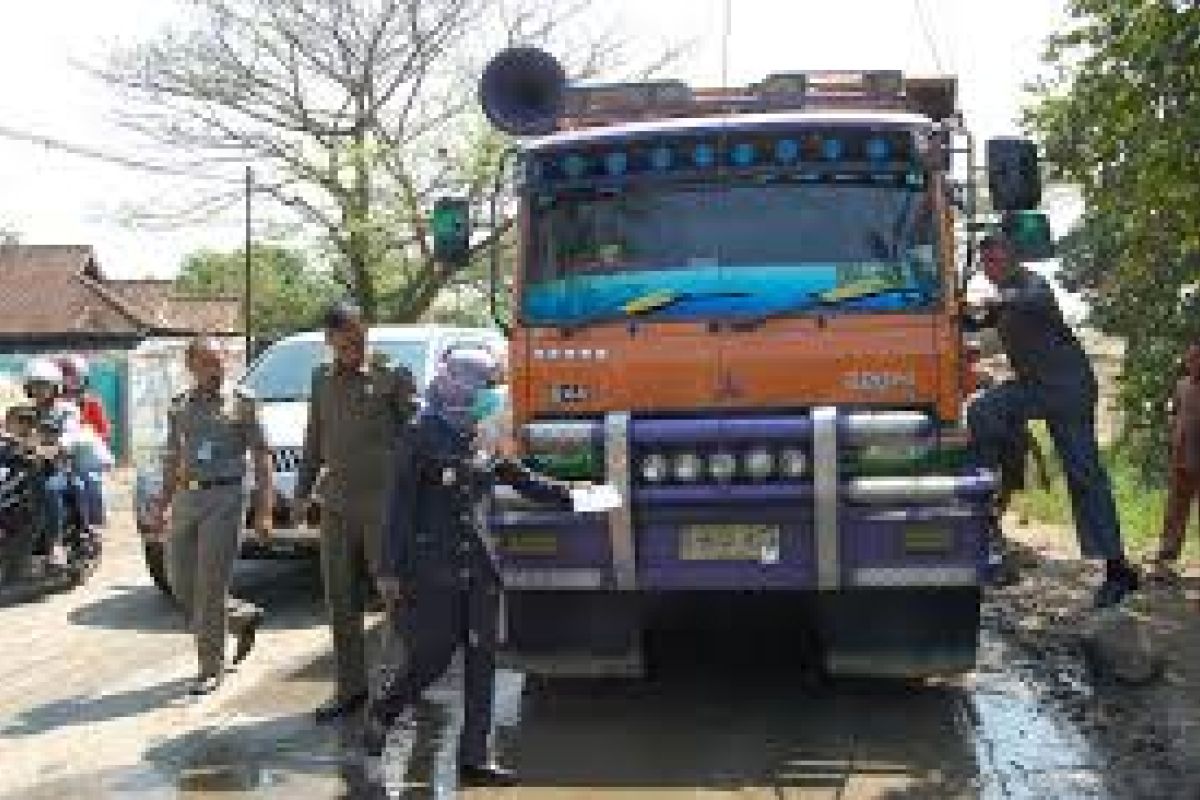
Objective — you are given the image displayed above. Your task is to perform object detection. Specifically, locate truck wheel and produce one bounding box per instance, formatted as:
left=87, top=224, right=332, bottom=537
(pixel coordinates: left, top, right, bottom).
left=143, top=541, right=174, bottom=599
left=819, top=587, right=980, bottom=679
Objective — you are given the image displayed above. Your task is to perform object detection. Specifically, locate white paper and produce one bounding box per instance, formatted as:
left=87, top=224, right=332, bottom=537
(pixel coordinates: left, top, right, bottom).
left=570, top=484, right=623, bottom=514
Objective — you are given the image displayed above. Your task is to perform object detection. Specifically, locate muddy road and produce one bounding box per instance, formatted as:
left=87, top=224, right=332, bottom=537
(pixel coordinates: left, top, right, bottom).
left=0, top=485, right=1147, bottom=799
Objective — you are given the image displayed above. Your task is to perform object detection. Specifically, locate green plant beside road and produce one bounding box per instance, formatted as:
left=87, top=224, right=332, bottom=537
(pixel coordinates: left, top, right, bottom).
left=1009, top=425, right=1198, bottom=562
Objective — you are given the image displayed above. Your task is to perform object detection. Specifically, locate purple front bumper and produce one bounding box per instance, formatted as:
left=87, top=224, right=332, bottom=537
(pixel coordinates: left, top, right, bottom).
left=493, top=479, right=991, bottom=592
left=494, top=412, right=992, bottom=592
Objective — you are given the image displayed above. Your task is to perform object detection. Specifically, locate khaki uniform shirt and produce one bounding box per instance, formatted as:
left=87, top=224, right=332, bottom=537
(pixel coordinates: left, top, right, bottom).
left=296, top=356, right=416, bottom=513
left=165, top=387, right=266, bottom=485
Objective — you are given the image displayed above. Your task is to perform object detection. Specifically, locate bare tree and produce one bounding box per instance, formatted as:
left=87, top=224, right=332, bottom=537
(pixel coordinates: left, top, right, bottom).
left=98, top=0, right=681, bottom=321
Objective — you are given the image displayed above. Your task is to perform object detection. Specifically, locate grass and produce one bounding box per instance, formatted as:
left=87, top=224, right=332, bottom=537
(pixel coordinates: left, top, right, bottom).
left=1008, top=423, right=1200, bottom=563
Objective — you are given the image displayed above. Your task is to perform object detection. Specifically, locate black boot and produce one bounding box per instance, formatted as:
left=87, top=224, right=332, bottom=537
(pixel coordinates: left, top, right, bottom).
left=1094, top=559, right=1140, bottom=609
left=314, top=692, right=367, bottom=723
left=233, top=609, right=264, bottom=665
left=459, top=762, right=517, bottom=787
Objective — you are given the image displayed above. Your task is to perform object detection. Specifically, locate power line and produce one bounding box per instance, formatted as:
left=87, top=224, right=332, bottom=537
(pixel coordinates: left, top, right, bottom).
left=720, top=0, right=732, bottom=87
left=912, top=0, right=946, bottom=74
left=0, top=123, right=241, bottom=185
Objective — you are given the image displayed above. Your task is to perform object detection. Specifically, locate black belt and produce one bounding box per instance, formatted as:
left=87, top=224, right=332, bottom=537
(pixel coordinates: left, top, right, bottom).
left=182, top=476, right=242, bottom=491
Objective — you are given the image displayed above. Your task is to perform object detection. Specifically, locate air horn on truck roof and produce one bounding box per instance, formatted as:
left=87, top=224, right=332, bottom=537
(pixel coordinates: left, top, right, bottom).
left=479, top=47, right=960, bottom=136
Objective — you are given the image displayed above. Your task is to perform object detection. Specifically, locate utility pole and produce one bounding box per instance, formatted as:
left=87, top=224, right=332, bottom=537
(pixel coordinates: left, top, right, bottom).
left=244, top=165, right=253, bottom=361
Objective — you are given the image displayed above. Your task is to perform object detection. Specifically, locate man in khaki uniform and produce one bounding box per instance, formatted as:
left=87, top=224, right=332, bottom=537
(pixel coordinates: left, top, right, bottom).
left=295, top=302, right=417, bottom=722
left=149, top=337, right=273, bottom=695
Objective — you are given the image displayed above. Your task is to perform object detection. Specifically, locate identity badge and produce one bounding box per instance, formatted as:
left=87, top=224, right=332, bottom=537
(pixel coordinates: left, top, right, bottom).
left=197, top=440, right=213, bottom=462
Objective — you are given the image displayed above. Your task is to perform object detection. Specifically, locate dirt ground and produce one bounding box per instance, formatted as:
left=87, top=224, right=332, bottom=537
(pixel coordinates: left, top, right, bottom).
left=2, top=474, right=1198, bottom=798
left=998, top=519, right=1200, bottom=799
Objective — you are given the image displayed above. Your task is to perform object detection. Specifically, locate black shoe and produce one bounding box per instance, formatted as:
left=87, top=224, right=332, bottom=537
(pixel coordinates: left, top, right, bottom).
left=315, top=692, right=367, bottom=723
left=991, top=553, right=1022, bottom=588
left=232, top=609, right=264, bottom=665
left=459, top=763, right=517, bottom=787
left=362, top=712, right=390, bottom=757
left=189, top=674, right=223, bottom=695
left=1094, top=563, right=1140, bottom=609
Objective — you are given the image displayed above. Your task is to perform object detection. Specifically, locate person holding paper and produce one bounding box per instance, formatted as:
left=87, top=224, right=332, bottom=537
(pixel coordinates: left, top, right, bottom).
left=365, top=348, right=587, bottom=787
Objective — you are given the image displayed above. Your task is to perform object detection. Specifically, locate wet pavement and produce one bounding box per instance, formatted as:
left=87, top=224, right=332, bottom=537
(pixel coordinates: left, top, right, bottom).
left=0, top=492, right=1120, bottom=799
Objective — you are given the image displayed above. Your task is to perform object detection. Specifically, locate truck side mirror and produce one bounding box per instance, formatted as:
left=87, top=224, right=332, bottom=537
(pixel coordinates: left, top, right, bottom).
left=431, top=196, right=471, bottom=267
left=1003, top=210, right=1055, bottom=261
left=986, top=138, right=1042, bottom=211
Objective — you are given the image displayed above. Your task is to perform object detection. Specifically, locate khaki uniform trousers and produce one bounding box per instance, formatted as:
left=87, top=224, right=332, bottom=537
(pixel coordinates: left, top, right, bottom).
left=168, top=485, right=257, bottom=677
left=321, top=502, right=383, bottom=701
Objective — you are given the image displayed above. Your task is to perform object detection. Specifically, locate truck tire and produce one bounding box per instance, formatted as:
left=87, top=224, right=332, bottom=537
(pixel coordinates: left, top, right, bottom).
left=143, top=540, right=174, bottom=599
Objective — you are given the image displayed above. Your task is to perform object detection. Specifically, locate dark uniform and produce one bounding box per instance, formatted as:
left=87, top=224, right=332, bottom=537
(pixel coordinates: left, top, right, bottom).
left=296, top=354, right=416, bottom=705
left=968, top=267, right=1122, bottom=559
left=164, top=387, right=265, bottom=679
left=370, top=412, right=570, bottom=766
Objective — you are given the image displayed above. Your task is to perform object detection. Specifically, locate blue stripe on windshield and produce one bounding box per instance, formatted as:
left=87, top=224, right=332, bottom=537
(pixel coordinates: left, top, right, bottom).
left=523, top=265, right=930, bottom=324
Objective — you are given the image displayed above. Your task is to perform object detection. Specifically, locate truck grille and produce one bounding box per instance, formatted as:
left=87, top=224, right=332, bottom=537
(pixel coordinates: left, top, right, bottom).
left=271, top=447, right=301, bottom=473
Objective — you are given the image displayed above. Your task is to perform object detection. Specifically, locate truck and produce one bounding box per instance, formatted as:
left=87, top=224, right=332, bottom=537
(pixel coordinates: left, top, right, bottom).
left=438, top=48, right=1051, bottom=678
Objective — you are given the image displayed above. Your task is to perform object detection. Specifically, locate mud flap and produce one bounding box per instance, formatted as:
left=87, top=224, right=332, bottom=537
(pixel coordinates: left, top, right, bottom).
left=500, top=590, right=644, bottom=677
left=818, top=587, right=980, bottom=678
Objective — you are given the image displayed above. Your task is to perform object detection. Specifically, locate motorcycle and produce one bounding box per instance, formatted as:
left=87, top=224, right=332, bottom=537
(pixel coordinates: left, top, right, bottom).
left=0, top=431, right=101, bottom=591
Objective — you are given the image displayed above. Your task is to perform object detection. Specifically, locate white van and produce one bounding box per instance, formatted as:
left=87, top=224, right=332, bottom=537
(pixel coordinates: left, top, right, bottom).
left=135, top=325, right=505, bottom=595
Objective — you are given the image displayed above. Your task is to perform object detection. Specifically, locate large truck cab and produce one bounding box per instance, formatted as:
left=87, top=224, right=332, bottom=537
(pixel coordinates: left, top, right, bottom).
left=450, top=50, right=1048, bottom=678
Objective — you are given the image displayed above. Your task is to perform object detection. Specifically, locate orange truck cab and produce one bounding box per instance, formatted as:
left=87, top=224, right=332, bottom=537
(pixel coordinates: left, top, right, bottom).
left=452, top=48, right=1048, bottom=678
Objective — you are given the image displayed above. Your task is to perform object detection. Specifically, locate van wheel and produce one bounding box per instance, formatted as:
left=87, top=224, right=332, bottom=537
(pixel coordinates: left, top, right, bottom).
left=143, top=541, right=173, bottom=599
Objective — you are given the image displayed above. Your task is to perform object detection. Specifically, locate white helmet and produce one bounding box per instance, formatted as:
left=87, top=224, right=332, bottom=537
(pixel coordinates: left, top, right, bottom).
left=24, top=358, right=63, bottom=389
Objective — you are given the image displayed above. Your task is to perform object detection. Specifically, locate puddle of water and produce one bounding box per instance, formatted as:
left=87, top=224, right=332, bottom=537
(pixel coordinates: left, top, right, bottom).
left=965, top=629, right=1105, bottom=800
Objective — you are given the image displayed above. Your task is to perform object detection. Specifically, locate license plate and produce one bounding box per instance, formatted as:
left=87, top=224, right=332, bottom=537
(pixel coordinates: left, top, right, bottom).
left=679, top=524, right=780, bottom=562
left=501, top=532, right=559, bottom=556
left=903, top=523, right=954, bottom=554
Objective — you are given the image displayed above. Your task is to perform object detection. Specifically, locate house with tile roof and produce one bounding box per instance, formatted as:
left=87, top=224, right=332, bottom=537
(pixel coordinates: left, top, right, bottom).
left=0, top=244, right=243, bottom=460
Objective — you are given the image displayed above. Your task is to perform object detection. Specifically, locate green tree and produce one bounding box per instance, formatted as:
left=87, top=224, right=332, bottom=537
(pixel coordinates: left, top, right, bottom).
left=1025, top=0, right=1200, bottom=477
left=176, top=245, right=339, bottom=338
left=99, top=0, right=680, bottom=323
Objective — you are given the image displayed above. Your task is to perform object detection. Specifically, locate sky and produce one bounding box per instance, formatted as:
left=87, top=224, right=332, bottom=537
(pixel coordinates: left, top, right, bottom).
left=0, top=0, right=1077, bottom=283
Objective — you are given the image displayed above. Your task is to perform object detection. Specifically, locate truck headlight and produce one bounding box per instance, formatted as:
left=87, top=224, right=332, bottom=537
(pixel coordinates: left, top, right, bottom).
left=640, top=453, right=669, bottom=483
left=708, top=452, right=738, bottom=482
left=780, top=448, right=808, bottom=478
left=673, top=452, right=703, bottom=483
left=743, top=448, right=776, bottom=480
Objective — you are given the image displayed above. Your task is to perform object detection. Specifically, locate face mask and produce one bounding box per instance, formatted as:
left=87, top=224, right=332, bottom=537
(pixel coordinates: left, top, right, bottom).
left=469, top=386, right=504, bottom=423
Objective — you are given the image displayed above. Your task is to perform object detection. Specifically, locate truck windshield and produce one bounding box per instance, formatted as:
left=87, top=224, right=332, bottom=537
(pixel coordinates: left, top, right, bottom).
left=523, top=182, right=940, bottom=326
left=242, top=339, right=430, bottom=401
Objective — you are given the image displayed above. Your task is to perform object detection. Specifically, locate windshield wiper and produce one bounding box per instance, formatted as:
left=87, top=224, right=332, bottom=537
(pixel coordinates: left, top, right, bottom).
left=622, top=289, right=754, bottom=315
left=729, top=284, right=933, bottom=330
left=559, top=289, right=754, bottom=330
left=815, top=283, right=932, bottom=306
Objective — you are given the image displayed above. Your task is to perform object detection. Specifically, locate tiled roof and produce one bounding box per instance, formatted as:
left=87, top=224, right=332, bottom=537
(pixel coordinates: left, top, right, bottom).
left=0, top=245, right=241, bottom=338
left=107, top=280, right=242, bottom=335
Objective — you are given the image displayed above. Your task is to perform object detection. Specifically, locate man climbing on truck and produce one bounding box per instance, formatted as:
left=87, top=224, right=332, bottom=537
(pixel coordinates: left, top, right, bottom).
left=968, top=231, right=1140, bottom=609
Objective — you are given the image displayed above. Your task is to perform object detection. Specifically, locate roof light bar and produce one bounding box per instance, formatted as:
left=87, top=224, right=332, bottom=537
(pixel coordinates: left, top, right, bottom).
left=557, top=70, right=955, bottom=129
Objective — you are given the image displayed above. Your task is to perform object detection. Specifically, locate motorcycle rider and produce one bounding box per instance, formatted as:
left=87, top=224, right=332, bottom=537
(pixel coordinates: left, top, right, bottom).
left=13, top=359, right=90, bottom=572
left=56, top=355, right=110, bottom=526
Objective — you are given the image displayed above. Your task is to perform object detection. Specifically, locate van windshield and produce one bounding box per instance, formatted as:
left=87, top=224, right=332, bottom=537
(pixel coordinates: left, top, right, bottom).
left=242, top=339, right=430, bottom=401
